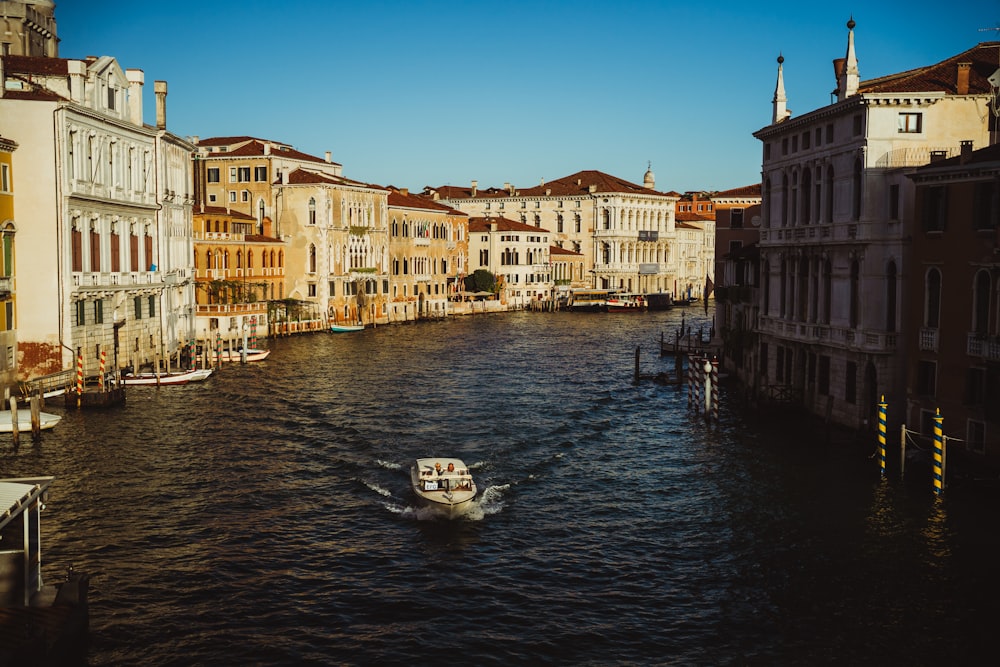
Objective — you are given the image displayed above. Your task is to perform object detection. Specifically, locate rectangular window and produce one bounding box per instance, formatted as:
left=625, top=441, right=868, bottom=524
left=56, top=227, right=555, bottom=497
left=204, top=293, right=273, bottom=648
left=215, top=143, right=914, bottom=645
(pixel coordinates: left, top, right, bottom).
left=764, top=143, right=771, bottom=160
left=229, top=191, right=237, bottom=203
left=308, top=284, right=317, bottom=297
left=972, top=181, right=998, bottom=230
left=898, top=112, right=922, bottom=133
left=94, top=299, right=104, bottom=324
left=815, top=127, right=822, bottom=146
left=826, top=123, right=834, bottom=143
left=818, top=356, right=830, bottom=396
left=802, top=131, right=810, bottom=150
left=917, top=360, right=937, bottom=397
left=241, top=190, right=250, bottom=202
left=107, top=85, right=116, bottom=110
left=207, top=168, right=220, bottom=183
left=75, top=300, right=86, bottom=326
left=238, top=167, right=251, bottom=182
left=134, top=296, right=142, bottom=319
left=852, top=114, right=863, bottom=136
left=889, top=184, right=900, bottom=220
left=731, top=208, right=744, bottom=228
left=781, top=138, right=788, bottom=155
left=0, top=164, right=9, bottom=192
left=148, top=295, right=156, bottom=318
left=792, top=135, right=798, bottom=152
left=923, top=186, right=948, bottom=232
left=254, top=166, right=267, bottom=182
left=329, top=281, right=336, bottom=296
left=967, top=420, right=986, bottom=455
left=229, top=167, right=237, bottom=182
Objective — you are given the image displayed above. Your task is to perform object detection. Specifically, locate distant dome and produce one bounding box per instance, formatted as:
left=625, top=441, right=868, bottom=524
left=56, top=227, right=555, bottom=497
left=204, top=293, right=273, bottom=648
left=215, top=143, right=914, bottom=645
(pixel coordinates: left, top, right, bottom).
left=643, top=162, right=655, bottom=189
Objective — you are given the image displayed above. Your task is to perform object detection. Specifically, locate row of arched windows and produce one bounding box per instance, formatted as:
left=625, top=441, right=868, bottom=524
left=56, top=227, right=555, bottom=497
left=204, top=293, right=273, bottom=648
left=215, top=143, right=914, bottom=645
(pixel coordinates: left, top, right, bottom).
left=196, top=248, right=284, bottom=270
left=764, top=158, right=863, bottom=226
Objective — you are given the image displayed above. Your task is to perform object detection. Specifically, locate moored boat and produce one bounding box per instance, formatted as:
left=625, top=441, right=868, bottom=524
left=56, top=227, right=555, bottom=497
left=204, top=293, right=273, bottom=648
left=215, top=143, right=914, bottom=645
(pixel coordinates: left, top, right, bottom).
left=0, top=409, right=62, bottom=433
left=217, top=348, right=270, bottom=362
left=122, top=367, right=212, bottom=385
left=410, top=457, right=477, bottom=518
left=567, top=289, right=614, bottom=312
left=606, top=294, right=647, bottom=312
left=330, top=323, right=364, bottom=333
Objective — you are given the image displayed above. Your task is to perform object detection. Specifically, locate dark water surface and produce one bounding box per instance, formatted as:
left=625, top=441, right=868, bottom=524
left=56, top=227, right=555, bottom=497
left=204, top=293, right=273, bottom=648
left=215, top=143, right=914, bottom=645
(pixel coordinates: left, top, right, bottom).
left=3, top=309, right=999, bottom=666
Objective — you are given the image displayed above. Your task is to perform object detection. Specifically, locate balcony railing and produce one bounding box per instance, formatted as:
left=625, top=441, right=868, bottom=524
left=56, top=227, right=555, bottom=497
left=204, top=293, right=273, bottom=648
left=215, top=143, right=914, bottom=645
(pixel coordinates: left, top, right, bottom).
left=967, top=333, right=1000, bottom=361
left=919, top=327, right=938, bottom=352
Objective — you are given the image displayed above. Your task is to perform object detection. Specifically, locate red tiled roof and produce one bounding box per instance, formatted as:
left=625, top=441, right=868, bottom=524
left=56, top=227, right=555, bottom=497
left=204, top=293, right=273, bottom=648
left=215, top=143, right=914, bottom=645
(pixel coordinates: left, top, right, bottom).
left=282, top=168, right=382, bottom=190
left=468, top=216, right=548, bottom=234
left=428, top=170, right=676, bottom=200
left=244, top=234, right=282, bottom=243
left=193, top=205, right=256, bottom=221
left=550, top=245, right=583, bottom=256
left=714, top=183, right=761, bottom=198
left=676, top=212, right=713, bottom=223
left=387, top=188, right=464, bottom=214
left=859, top=42, right=1000, bottom=95
left=2, top=54, right=70, bottom=76
left=197, top=138, right=341, bottom=167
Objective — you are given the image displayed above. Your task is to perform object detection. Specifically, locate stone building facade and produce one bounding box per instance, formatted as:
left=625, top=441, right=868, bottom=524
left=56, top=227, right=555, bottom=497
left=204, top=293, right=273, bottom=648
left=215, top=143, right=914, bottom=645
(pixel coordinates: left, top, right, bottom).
left=1, top=53, right=194, bottom=379
left=752, top=20, right=997, bottom=430
left=425, top=168, right=685, bottom=297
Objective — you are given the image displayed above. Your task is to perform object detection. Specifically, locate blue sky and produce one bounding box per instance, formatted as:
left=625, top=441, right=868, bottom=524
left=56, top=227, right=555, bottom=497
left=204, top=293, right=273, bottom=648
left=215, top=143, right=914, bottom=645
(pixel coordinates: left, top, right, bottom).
left=56, top=1, right=999, bottom=194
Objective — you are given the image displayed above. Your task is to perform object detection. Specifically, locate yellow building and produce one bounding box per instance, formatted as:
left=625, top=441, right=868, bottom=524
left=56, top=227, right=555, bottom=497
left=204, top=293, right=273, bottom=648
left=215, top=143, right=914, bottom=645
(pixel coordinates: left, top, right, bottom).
left=387, top=187, right=467, bottom=322
left=276, top=168, right=389, bottom=327
left=0, top=133, right=16, bottom=392
left=192, top=205, right=284, bottom=345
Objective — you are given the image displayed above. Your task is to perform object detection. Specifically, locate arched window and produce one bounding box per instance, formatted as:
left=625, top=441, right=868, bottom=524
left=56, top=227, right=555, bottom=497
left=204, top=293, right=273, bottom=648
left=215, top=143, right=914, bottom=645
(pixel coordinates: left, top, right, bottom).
left=802, top=168, right=812, bottom=224
left=849, top=259, right=860, bottom=328
left=925, top=268, right=941, bottom=328
left=973, top=269, right=990, bottom=336
left=886, top=261, right=897, bottom=332
left=258, top=199, right=265, bottom=227
left=852, top=158, right=863, bottom=221
left=822, top=259, right=832, bottom=324
left=308, top=244, right=317, bottom=273
left=248, top=250, right=254, bottom=269
left=308, top=197, right=316, bottom=225
left=824, top=166, right=834, bottom=223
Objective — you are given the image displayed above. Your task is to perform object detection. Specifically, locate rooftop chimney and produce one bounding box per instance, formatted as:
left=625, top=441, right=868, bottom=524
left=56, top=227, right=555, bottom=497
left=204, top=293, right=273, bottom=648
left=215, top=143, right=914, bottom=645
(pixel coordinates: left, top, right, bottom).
left=957, top=62, right=971, bottom=95
left=154, top=80, right=167, bottom=129
left=960, top=140, right=973, bottom=164
left=929, top=150, right=948, bottom=163
left=126, top=69, right=144, bottom=126
left=325, top=151, right=331, bottom=163
left=471, top=180, right=478, bottom=196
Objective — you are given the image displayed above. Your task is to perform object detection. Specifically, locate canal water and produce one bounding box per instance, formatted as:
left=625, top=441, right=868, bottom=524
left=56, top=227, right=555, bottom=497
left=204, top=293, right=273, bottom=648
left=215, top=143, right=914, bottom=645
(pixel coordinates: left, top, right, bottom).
left=3, top=308, right=999, bottom=666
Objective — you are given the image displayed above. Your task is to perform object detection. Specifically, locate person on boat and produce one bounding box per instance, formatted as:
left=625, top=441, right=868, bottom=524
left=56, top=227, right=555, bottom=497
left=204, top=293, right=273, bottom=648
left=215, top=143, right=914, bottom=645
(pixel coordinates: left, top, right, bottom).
left=435, top=462, right=443, bottom=475
left=447, top=462, right=455, bottom=473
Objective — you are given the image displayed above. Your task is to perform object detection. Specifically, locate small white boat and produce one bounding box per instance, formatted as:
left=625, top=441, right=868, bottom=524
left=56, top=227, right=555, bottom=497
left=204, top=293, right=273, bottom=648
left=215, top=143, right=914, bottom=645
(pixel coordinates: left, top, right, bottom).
left=217, top=348, right=270, bottom=362
left=123, top=367, right=212, bottom=385
left=0, top=409, right=62, bottom=433
left=330, top=323, right=364, bottom=333
left=606, top=294, right=648, bottom=312
left=410, top=457, right=477, bottom=518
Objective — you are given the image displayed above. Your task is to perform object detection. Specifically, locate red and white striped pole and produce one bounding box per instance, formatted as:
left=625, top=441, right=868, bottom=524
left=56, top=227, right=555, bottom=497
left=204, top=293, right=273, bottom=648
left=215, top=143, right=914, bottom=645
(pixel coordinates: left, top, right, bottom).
left=99, top=349, right=107, bottom=391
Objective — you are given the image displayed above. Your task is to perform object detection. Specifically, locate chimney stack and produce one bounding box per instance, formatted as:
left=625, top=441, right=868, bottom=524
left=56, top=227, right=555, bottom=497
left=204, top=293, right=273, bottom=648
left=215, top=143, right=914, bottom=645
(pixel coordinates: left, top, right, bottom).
left=960, top=140, right=973, bottom=164
left=957, top=62, right=971, bottom=95
left=471, top=180, right=478, bottom=196
left=154, top=80, right=167, bottom=129
left=325, top=151, right=331, bottom=163
left=126, top=68, right=144, bottom=125
left=929, top=150, right=948, bottom=163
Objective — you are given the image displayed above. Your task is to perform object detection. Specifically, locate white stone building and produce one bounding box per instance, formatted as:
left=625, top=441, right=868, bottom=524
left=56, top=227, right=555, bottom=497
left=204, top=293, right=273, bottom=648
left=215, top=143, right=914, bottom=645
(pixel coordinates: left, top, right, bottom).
left=425, top=168, right=686, bottom=297
left=752, top=19, right=997, bottom=429
left=0, top=53, right=195, bottom=378
left=467, top=216, right=551, bottom=308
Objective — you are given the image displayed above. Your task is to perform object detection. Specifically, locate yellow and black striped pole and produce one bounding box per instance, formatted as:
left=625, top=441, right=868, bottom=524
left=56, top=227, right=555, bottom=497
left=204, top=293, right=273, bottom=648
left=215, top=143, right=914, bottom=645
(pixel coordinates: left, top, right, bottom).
left=932, top=409, right=945, bottom=496
left=878, top=395, right=887, bottom=477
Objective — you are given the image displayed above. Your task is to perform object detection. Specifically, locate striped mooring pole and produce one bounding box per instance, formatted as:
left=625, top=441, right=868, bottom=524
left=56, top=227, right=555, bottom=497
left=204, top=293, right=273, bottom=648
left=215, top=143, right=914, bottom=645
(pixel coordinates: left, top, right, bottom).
left=932, top=408, right=945, bottom=496
left=99, top=349, right=107, bottom=391
left=878, top=395, right=887, bottom=478
left=711, top=356, right=720, bottom=424
left=76, top=352, right=84, bottom=408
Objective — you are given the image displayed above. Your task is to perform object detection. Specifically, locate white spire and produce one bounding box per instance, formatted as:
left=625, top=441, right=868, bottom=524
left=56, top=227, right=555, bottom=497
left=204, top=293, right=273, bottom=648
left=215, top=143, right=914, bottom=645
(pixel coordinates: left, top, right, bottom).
left=838, top=16, right=860, bottom=100
left=772, top=54, right=789, bottom=124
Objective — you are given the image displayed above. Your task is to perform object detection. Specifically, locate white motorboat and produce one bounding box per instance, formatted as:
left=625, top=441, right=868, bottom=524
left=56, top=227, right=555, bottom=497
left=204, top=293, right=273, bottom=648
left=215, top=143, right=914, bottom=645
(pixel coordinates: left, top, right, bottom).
left=330, top=323, right=364, bottom=333
left=410, top=457, right=477, bottom=518
left=123, top=367, right=212, bottom=385
left=217, top=348, right=270, bottom=362
left=0, top=409, right=62, bottom=433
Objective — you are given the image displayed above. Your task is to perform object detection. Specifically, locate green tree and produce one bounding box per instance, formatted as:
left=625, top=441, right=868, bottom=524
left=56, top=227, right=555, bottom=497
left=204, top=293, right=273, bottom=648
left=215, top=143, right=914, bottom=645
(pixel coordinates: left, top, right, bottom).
left=465, top=269, right=496, bottom=293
